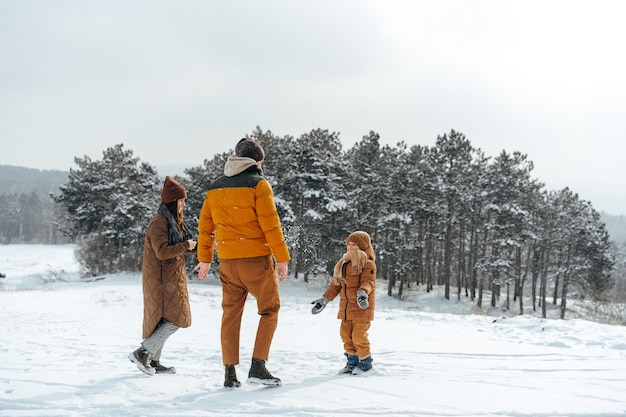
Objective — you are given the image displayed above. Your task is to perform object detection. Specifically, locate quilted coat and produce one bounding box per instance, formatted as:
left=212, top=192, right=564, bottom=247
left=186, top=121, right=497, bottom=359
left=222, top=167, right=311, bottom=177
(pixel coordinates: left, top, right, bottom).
left=323, top=253, right=376, bottom=322
left=141, top=213, right=192, bottom=338
left=197, top=157, right=290, bottom=263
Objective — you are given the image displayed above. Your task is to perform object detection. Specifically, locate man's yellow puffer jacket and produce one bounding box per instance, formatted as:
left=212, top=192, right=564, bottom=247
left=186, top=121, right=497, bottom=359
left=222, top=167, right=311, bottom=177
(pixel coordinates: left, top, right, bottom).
left=197, top=157, right=290, bottom=263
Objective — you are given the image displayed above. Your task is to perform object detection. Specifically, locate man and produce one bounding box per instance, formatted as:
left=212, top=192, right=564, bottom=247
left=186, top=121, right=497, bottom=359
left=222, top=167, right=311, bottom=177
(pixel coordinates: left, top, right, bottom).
left=194, top=138, right=290, bottom=388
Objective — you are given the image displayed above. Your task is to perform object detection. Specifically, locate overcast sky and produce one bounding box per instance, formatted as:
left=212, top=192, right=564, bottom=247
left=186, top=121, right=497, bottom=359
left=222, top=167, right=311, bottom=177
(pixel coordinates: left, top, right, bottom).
left=1, top=0, right=625, bottom=214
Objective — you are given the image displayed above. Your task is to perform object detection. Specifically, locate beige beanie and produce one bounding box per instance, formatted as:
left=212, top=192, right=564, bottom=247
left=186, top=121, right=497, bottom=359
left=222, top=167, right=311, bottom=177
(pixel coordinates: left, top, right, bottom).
left=347, top=231, right=372, bottom=251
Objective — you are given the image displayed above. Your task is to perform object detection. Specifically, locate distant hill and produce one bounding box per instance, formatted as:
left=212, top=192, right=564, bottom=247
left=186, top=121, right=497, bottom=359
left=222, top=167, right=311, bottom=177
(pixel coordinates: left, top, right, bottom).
left=0, top=165, right=69, bottom=201
left=0, top=164, right=192, bottom=201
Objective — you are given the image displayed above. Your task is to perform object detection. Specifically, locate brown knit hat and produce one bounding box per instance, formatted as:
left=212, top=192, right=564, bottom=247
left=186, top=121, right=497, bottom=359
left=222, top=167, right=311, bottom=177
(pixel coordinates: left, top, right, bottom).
left=160, top=176, right=187, bottom=204
left=347, top=231, right=372, bottom=251
left=235, top=138, right=265, bottom=162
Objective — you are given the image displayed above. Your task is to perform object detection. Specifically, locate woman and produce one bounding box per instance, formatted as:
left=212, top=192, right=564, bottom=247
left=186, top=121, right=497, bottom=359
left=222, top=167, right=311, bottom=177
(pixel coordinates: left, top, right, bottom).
left=129, top=176, right=197, bottom=376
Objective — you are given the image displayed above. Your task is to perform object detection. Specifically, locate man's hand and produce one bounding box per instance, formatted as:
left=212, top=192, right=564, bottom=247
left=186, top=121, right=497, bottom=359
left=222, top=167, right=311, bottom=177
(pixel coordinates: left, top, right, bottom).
left=276, top=261, right=288, bottom=283
left=193, top=262, right=211, bottom=280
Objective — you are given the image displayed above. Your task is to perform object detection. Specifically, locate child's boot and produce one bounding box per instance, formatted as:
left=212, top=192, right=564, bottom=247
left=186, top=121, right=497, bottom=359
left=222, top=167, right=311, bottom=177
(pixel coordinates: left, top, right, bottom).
left=352, top=356, right=373, bottom=375
left=340, top=353, right=359, bottom=374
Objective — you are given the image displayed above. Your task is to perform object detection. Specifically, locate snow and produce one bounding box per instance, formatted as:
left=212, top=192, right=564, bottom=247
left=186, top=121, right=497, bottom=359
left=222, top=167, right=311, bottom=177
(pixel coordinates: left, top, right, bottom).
left=1, top=245, right=626, bottom=417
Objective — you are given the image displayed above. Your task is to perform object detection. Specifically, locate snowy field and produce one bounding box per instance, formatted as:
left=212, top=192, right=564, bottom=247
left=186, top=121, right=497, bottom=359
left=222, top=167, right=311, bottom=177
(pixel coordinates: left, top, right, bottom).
left=1, top=244, right=626, bottom=417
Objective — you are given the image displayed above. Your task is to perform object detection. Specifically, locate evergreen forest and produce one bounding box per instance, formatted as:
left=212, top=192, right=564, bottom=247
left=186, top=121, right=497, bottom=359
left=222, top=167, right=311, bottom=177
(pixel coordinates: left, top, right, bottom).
left=2, top=128, right=626, bottom=321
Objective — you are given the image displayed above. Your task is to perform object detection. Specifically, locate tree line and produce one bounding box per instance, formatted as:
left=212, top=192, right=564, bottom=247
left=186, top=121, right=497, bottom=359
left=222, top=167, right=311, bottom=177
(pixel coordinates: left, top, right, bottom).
left=0, top=192, right=68, bottom=244
left=0, top=165, right=70, bottom=244
left=46, top=128, right=620, bottom=319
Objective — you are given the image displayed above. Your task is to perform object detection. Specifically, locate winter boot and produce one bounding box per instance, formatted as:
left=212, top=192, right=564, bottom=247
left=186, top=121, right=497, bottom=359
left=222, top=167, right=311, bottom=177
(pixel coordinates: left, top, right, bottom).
left=150, top=360, right=176, bottom=374
left=352, top=356, right=373, bottom=375
left=128, top=347, right=155, bottom=376
left=340, top=353, right=360, bottom=374
left=224, top=365, right=241, bottom=388
left=247, top=358, right=282, bottom=387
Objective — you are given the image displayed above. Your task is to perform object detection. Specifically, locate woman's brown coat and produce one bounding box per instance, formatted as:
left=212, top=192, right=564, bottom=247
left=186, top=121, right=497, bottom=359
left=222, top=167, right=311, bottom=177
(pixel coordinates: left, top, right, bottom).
left=141, top=213, right=192, bottom=338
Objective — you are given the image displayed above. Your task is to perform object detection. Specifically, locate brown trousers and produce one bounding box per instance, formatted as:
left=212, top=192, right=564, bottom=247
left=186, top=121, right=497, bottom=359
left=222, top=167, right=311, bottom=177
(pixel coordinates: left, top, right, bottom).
left=340, top=320, right=371, bottom=359
left=219, top=255, right=280, bottom=365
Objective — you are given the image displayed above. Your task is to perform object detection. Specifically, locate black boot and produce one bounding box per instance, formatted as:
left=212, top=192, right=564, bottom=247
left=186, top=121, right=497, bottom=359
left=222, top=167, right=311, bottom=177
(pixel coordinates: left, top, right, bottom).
left=224, top=365, right=241, bottom=388
left=150, top=360, right=177, bottom=374
left=128, top=347, right=155, bottom=376
left=247, top=358, right=281, bottom=387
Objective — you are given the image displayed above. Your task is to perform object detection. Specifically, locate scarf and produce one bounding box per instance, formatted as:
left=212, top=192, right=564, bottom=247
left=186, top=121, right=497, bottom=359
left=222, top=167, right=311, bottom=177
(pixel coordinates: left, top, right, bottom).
left=157, top=203, right=193, bottom=245
left=332, top=249, right=369, bottom=286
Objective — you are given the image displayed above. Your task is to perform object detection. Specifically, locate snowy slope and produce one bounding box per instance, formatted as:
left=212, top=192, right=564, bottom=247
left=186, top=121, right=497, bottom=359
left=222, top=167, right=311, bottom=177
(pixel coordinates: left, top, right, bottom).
left=1, top=245, right=625, bottom=417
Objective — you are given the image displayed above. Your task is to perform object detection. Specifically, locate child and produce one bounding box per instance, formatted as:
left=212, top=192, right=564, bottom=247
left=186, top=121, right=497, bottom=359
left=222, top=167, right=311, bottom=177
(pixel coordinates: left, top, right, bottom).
left=311, top=231, right=376, bottom=374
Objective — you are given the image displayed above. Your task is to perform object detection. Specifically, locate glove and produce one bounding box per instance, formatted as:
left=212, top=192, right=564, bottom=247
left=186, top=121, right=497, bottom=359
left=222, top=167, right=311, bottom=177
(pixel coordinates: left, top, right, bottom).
left=311, top=296, right=329, bottom=314
left=356, top=289, right=369, bottom=309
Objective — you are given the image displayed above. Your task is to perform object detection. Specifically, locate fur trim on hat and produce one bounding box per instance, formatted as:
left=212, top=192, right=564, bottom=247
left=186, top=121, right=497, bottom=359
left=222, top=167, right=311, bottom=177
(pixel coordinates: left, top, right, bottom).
left=161, top=176, right=187, bottom=204
left=235, top=138, right=265, bottom=162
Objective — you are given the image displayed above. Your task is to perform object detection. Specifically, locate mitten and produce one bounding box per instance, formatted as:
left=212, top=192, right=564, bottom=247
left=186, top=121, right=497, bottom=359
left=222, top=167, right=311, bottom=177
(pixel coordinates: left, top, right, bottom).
left=356, top=289, right=369, bottom=309
left=311, top=296, right=329, bottom=314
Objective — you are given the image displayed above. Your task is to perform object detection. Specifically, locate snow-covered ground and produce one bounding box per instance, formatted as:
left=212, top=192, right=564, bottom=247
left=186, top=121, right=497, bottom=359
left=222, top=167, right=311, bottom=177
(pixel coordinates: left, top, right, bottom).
left=1, top=244, right=625, bottom=417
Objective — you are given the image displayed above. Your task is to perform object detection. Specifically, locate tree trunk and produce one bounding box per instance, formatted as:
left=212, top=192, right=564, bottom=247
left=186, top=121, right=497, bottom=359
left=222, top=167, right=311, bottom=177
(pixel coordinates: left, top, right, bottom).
left=443, top=217, right=452, bottom=300
left=560, top=276, right=569, bottom=319
left=387, top=269, right=396, bottom=297
left=559, top=245, right=572, bottom=319
left=425, top=226, right=433, bottom=292
left=457, top=218, right=465, bottom=300
left=518, top=245, right=532, bottom=315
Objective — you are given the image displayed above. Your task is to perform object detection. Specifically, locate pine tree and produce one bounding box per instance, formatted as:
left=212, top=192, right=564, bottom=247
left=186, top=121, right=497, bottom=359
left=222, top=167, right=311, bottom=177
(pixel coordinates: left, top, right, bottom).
left=52, top=144, right=160, bottom=276
left=280, top=129, right=345, bottom=280
left=428, top=130, right=476, bottom=300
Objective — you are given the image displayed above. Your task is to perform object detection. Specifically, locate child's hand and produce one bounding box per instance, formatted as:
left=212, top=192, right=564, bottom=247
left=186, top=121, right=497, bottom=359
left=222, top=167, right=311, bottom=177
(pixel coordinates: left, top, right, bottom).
left=356, top=289, right=369, bottom=309
left=311, top=296, right=329, bottom=314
